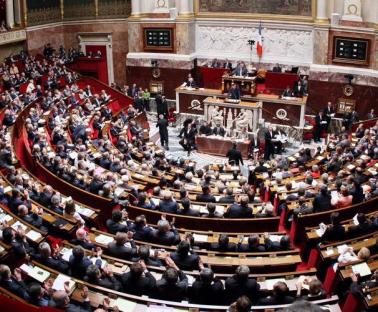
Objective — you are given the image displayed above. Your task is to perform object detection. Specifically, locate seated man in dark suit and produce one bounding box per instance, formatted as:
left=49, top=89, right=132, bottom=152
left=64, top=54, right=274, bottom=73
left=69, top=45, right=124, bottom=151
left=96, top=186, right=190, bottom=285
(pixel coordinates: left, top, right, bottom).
left=272, top=63, right=282, bottom=72
left=225, top=265, right=260, bottom=304
left=106, top=209, right=130, bottom=234
left=238, top=235, right=266, bottom=252
left=155, top=257, right=188, bottom=302
left=199, top=121, right=213, bottom=136
left=49, top=287, right=92, bottom=311
left=296, top=278, right=326, bottom=301
left=129, top=215, right=153, bottom=241
left=84, top=264, right=122, bottom=291
left=33, top=242, right=69, bottom=274
left=0, top=264, right=30, bottom=301
left=322, top=212, right=345, bottom=242
left=178, top=198, right=200, bottom=217
left=218, top=187, right=235, bottom=204
left=348, top=213, right=374, bottom=238
left=158, top=190, right=179, bottom=213
left=107, top=231, right=137, bottom=260
left=228, top=83, right=241, bottom=100
left=213, top=124, right=226, bottom=136
left=312, top=185, right=332, bottom=213
left=210, top=234, right=237, bottom=252
left=190, top=268, right=225, bottom=305
left=69, top=245, right=102, bottom=279
left=150, top=219, right=180, bottom=246
left=264, top=234, right=291, bottom=251
left=120, top=261, right=156, bottom=296
left=137, top=245, right=164, bottom=267
left=17, top=204, right=45, bottom=230
left=70, top=228, right=96, bottom=250
left=170, top=240, right=202, bottom=271
left=282, top=85, right=293, bottom=97
left=258, top=281, right=294, bottom=305
left=202, top=202, right=223, bottom=218
left=196, top=185, right=216, bottom=203
left=224, top=196, right=252, bottom=218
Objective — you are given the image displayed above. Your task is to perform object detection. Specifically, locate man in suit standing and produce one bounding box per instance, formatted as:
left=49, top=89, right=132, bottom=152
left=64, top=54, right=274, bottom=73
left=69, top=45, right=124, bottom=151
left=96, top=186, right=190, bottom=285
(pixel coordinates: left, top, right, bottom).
left=228, top=83, right=241, bottom=100
left=366, top=109, right=376, bottom=120
left=248, top=132, right=260, bottom=160
left=213, top=124, right=226, bottom=136
left=223, top=59, right=233, bottom=71
left=156, top=93, right=168, bottom=118
left=272, top=63, right=282, bottom=72
left=156, top=114, right=169, bottom=150
left=120, top=261, right=156, bottom=296
left=323, top=102, right=335, bottom=131
left=264, top=126, right=275, bottom=160
left=293, top=81, right=304, bottom=97
left=226, top=142, right=244, bottom=166
left=314, top=110, right=327, bottom=142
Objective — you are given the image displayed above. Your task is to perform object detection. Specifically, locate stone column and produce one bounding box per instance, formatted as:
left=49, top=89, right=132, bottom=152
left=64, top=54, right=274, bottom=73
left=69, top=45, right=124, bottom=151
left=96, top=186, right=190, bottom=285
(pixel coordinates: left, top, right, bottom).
left=13, top=0, right=21, bottom=25
left=316, top=0, right=329, bottom=23
left=177, top=0, right=194, bottom=16
left=131, top=0, right=141, bottom=16
left=6, top=0, right=15, bottom=29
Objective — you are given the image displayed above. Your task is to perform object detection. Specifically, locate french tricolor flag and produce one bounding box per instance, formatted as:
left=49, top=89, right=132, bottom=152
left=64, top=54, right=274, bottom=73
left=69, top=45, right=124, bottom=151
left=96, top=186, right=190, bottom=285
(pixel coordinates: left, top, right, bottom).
left=257, top=21, right=263, bottom=58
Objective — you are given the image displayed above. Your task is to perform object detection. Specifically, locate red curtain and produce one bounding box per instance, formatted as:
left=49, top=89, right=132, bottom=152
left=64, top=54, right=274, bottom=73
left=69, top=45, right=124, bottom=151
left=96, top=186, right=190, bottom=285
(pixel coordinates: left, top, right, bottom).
left=85, top=45, right=108, bottom=84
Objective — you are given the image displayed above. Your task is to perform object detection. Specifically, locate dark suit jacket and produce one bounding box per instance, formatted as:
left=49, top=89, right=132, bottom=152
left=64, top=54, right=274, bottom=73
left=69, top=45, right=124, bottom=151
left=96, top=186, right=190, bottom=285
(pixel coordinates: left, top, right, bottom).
left=120, top=271, right=156, bottom=296
left=225, top=275, right=260, bottom=303
left=210, top=242, right=237, bottom=252
left=190, top=278, right=225, bottom=305
left=322, top=224, right=345, bottom=242
left=106, top=219, right=129, bottom=234
left=155, top=271, right=188, bottom=302
left=213, top=127, right=225, bottom=136
left=159, top=199, right=179, bottom=213
left=107, top=241, right=137, bottom=260
left=69, top=256, right=99, bottom=279
left=224, top=204, right=252, bottom=218
left=218, top=195, right=235, bottom=204
left=150, top=229, right=180, bottom=246
left=34, top=255, right=69, bottom=274
left=129, top=224, right=153, bottom=241
left=0, top=279, right=30, bottom=301
left=196, top=194, right=216, bottom=203
left=226, top=148, right=243, bottom=166
left=258, top=295, right=294, bottom=305
left=228, top=87, right=241, bottom=100
left=170, top=252, right=200, bottom=271
left=313, top=193, right=332, bottom=212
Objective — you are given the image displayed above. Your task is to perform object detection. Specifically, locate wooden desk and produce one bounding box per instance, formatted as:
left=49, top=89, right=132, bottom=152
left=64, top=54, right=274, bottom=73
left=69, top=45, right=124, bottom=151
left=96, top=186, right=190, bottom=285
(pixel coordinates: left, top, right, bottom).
left=197, top=136, right=250, bottom=159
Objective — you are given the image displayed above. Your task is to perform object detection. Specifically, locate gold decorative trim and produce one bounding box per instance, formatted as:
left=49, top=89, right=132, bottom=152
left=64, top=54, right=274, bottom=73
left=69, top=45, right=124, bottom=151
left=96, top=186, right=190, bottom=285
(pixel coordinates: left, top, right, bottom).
left=194, top=0, right=316, bottom=23
left=23, top=0, right=27, bottom=26
left=315, top=18, right=330, bottom=25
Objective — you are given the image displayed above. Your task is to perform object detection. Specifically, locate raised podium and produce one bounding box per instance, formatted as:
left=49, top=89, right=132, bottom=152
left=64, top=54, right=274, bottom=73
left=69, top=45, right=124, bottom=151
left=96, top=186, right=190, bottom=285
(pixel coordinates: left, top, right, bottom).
left=222, top=75, right=256, bottom=96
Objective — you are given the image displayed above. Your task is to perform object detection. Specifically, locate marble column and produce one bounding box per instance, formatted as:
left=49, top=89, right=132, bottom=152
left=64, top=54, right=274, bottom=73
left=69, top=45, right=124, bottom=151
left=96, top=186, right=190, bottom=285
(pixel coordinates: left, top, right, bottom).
left=177, top=0, right=194, bottom=16
left=131, top=0, right=141, bottom=16
left=6, top=0, right=15, bottom=29
left=13, top=0, right=21, bottom=25
left=316, top=0, right=329, bottom=23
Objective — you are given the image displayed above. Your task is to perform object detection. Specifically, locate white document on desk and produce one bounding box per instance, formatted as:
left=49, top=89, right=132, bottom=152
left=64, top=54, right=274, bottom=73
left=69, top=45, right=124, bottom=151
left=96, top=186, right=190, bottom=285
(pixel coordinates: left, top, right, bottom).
left=352, top=262, right=371, bottom=277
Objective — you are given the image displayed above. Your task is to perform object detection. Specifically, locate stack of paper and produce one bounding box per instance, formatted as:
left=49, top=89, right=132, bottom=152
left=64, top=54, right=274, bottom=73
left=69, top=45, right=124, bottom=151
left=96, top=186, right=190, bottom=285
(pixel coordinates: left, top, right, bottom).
left=352, top=262, right=372, bottom=277
left=20, top=264, right=50, bottom=283
left=60, top=247, right=73, bottom=262
left=26, top=230, right=42, bottom=241
left=112, top=298, right=137, bottom=312
left=95, top=234, right=114, bottom=245
left=192, top=234, right=208, bottom=243
left=52, top=274, right=76, bottom=292
left=11, top=221, right=27, bottom=231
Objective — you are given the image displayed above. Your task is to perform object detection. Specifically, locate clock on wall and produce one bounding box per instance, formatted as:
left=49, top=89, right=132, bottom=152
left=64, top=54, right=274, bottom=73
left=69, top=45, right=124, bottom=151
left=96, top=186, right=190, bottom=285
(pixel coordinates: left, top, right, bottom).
left=156, top=0, right=167, bottom=8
